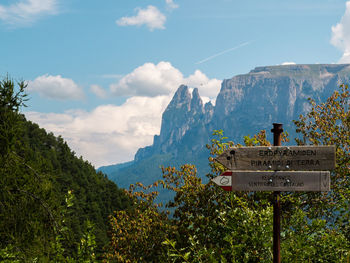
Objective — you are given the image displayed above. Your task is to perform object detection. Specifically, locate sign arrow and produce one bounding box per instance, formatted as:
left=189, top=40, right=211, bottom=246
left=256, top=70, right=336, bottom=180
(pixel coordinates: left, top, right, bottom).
left=212, top=171, right=330, bottom=192
left=215, top=146, right=335, bottom=171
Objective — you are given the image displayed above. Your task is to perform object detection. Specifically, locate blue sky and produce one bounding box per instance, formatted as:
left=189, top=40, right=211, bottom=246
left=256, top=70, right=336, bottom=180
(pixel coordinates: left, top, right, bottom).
left=1, top=0, right=350, bottom=167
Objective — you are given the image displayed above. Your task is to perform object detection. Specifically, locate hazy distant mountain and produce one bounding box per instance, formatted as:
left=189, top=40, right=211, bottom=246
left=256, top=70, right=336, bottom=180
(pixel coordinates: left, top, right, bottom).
left=99, top=64, right=350, bottom=189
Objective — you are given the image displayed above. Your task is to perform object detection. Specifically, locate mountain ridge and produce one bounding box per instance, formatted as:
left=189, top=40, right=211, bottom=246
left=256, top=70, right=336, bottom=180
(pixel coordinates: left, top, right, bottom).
left=99, top=64, right=350, bottom=189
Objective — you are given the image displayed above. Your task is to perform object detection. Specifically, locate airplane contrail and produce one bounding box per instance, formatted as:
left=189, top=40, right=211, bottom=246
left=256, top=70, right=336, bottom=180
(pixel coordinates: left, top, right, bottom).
left=195, top=41, right=253, bottom=65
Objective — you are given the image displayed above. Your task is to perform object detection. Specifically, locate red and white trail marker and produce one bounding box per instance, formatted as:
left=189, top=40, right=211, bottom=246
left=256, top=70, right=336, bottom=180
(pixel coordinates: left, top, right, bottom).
left=211, top=171, right=232, bottom=191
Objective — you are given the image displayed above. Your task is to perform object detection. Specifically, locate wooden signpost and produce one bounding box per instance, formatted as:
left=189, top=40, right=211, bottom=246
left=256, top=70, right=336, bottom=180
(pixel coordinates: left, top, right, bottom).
left=211, top=123, right=336, bottom=263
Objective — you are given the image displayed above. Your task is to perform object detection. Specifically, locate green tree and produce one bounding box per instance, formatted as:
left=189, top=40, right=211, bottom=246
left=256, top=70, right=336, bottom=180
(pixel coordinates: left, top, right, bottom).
left=0, top=76, right=27, bottom=155
left=0, top=76, right=58, bottom=260
left=104, top=182, right=174, bottom=262
left=293, top=83, right=350, bottom=242
left=160, top=132, right=274, bottom=263
left=0, top=75, right=133, bottom=261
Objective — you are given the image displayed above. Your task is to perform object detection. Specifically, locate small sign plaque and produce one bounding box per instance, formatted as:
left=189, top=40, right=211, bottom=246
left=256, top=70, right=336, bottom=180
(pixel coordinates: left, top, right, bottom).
left=212, top=171, right=331, bottom=192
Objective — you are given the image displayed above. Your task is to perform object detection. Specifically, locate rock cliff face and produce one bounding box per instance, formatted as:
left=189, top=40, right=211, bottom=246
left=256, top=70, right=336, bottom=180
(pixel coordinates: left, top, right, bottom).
left=135, top=85, right=213, bottom=161
left=135, top=64, right=350, bottom=163
left=103, top=64, right=350, bottom=189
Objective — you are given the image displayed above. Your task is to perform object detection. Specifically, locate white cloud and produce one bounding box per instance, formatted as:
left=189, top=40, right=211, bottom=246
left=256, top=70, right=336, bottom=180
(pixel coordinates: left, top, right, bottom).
left=166, top=0, right=179, bottom=10
left=26, top=63, right=221, bottom=167
left=116, top=5, right=166, bottom=31
left=281, top=62, right=296, bottom=65
left=110, top=62, right=183, bottom=97
left=185, top=70, right=221, bottom=99
left=0, top=0, right=58, bottom=26
left=90, top=84, right=107, bottom=99
left=25, top=95, right=172, bottom=167
left=28, top=74, right=84, bottom=100
left=331, top=1, right=350, bottom=63
left=110, top=61, right=221, bottom=100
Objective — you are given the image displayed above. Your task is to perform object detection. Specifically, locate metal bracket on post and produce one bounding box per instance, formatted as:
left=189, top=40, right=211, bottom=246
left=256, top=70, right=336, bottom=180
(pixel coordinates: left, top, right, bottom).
left=271, top=123, right=283, bottom=263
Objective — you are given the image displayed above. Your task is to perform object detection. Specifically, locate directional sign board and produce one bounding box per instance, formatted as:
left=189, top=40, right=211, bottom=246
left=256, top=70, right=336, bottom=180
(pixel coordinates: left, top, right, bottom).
left=212, top=171, right=331, bottom=192
left=215, top=146, right=335, bottom=171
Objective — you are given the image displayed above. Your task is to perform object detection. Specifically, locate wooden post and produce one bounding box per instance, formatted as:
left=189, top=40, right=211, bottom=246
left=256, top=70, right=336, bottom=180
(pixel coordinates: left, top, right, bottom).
left=271, top=123, right=283, bottom=263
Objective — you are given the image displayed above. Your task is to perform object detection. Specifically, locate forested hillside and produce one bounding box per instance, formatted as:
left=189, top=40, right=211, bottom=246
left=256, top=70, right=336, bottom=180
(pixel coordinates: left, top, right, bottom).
left=0, top=77, right=132, bottom=261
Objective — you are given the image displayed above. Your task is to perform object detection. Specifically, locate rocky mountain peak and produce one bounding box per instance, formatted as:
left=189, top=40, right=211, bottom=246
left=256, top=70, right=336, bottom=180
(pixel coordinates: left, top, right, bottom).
left=212, top=64, right=350, bottom=141
left=166, top=84, right=191, bottom=111
left=190, top=88, right=204, bottom=115
left=135, top=64, right=350, bottom=164
left=106, top=63, right=350, bottom=193
left=134, top=84, right=211, bottom=161
left=204, top=101, right=214, bottom=123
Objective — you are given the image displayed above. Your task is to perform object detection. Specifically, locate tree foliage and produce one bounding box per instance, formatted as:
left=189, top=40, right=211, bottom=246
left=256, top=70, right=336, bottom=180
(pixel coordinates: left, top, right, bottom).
left=0, top=76, right=132, bottom=261
left=0, top=77, right=56, bottom=259
left=293, top=83, right=350, bottom=243
left=104, top=182, right=174, bottom=262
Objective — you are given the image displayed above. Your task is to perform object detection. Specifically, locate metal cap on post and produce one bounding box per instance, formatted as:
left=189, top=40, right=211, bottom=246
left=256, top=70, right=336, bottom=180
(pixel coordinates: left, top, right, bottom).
left=271, top=123, right=283, bottom=146
left=271, top=123, right=283, bottom=263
